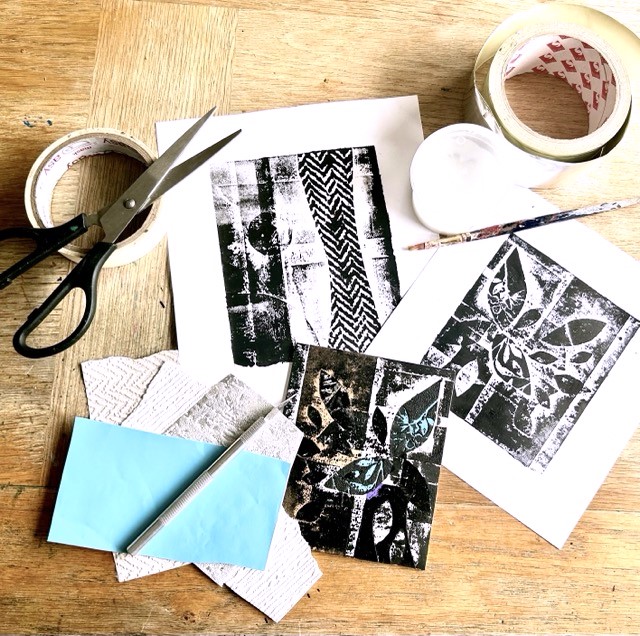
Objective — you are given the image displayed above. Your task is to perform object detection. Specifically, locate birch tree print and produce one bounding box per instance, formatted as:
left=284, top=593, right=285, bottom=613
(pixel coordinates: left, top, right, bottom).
left=210, top=147, right=400, bottom=367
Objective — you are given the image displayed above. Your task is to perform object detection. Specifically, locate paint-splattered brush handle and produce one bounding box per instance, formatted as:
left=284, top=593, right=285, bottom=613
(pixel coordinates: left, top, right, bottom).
left=406, top=197, right=640, bottom=251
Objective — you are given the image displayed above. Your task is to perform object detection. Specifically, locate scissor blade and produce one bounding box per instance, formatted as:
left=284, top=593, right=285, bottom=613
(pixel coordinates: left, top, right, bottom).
left=97, top=108, right=237, bottom=244
left=150, top=129, right=241, bottom=202
left=145, top=105, right=218, bottom=183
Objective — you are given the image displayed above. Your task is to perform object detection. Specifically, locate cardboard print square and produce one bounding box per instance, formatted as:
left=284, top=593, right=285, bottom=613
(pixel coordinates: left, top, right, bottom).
left=211, top=146, right=400, bottom=367
left=284, top=344, right=453, bottom=569
left=423, top=234, right=639, bottom=472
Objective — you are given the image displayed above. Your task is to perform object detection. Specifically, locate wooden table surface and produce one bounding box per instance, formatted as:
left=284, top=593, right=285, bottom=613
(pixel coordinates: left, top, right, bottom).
left=1, top=0, right=639, bottom=633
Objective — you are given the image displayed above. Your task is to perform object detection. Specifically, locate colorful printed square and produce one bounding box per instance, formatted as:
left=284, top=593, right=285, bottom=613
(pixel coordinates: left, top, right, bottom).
left=284, top=345, right=453, bottom=569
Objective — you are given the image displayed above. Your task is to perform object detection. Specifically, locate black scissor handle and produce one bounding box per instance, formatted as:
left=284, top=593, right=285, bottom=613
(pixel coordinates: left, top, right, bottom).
left=13, top=241, right=116, bottom=358
left=0, top=215, right=90, bottom=290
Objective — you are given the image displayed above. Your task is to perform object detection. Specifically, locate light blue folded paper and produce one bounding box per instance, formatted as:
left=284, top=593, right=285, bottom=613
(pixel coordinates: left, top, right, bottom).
left=48, top=417, right=290, bottom=569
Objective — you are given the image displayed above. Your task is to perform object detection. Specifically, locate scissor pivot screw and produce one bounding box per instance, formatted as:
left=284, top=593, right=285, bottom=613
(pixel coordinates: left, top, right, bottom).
left=123, top=198, right=136, bottom=209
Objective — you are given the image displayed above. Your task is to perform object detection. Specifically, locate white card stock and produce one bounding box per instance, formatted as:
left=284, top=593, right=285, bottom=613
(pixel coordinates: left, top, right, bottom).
left=156, top=97, right=434, bottom=404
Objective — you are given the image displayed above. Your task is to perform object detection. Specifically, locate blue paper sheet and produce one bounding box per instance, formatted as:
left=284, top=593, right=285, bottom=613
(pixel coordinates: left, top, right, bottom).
left=48, top=417, right=290, bottom=568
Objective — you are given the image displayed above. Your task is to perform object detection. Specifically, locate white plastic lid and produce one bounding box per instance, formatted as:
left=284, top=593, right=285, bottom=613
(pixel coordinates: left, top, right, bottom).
left=409, top=124, right=558, bottom=235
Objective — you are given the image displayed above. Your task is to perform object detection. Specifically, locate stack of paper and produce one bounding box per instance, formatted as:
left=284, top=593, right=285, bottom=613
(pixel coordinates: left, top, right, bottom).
left=49, top=352, right=322, bottom=622
left=155, top=95, right=640, bottom=552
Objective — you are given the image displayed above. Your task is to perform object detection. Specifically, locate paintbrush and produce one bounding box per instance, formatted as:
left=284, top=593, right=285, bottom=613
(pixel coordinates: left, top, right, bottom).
left=405, top=197, right=640, bottom=251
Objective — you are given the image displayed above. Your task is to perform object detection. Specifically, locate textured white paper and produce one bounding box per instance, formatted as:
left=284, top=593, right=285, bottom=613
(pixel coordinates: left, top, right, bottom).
left=156, top=96, right=433, bottom=403
left=368, top=209, right=640, bottom=548
left=121, top=363, right=209, bottom=433
left=82, top=350, right=179, bottom=424
left=81, top=354, right=322, bottom=621
left=198, top=509, right=321, bottom=622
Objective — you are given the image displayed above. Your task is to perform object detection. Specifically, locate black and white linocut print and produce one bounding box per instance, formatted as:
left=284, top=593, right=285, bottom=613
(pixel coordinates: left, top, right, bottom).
left=210, top=146, right=400, bottom=368
left=283, top=344, right=454, bottom=569
left=421, top=234, right=640, bottom=473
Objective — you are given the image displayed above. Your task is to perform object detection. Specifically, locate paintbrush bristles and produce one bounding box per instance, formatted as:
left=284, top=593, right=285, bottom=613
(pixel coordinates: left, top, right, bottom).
left=406, top=233, right=467, bottom=250
left=406, top=239, right=439, bottom=251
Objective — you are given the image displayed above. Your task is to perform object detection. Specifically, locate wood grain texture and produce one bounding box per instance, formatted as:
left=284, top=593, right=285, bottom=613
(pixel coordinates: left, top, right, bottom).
left=0, top=0, right=101, bottom=491
left=44, top=0, right=238, bottom=486
left=0, top=0, right=639, bottom=633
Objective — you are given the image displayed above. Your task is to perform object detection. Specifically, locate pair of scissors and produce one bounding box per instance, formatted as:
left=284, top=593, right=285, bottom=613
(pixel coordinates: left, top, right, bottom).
left=0, top=107, right=240, bottom=359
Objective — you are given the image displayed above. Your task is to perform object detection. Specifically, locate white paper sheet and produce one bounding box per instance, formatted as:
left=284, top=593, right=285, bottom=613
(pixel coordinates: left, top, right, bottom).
left=367, top=208, right=640, bottom=548
left=155, top=97, right=434, bottom=403
left=81, top=354, right=322, bottom=621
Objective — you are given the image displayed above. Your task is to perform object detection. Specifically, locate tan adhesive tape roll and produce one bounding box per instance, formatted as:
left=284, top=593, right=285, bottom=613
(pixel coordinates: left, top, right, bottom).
left=24, top=128, right=165, bottom=267
left=464, top=3, right=638, bottom=187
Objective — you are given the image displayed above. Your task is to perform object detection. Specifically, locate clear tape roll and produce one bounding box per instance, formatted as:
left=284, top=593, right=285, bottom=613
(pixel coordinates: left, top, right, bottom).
left=410, top=4, right=640, bottom=234
left=24, top=128, right=165, bottom=268
left=464, top=3, right=637, bottom=187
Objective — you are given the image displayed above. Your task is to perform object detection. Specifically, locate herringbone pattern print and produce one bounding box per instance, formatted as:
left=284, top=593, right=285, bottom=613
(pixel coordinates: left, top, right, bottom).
left=298, top=148, right=380, bottom=352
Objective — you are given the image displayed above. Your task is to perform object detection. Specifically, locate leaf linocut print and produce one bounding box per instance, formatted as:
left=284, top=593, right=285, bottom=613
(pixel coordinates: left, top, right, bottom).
left=367, top=220, right=640, bottom=546
left=421, top=234, right=640, bottom=473
left=284, top=345, right=454, bottom=569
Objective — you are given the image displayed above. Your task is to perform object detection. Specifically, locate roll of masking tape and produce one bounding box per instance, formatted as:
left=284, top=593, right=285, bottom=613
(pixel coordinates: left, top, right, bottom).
left=24, top=128, right=165, bottom=267
left=411, top=4, right=639, bottom=234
